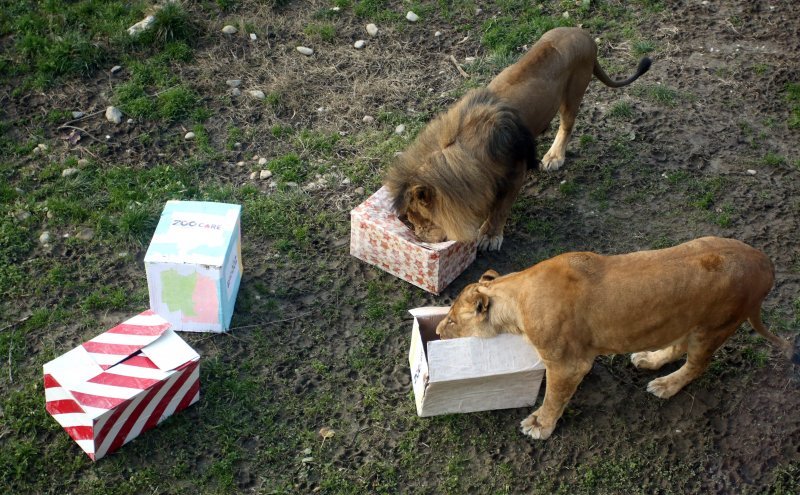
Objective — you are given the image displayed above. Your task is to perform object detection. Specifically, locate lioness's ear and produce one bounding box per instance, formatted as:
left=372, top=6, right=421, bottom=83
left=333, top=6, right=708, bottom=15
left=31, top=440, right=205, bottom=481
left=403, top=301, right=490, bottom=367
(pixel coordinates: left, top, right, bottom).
left=474, top=291, right=490, bottom=316
left=410, top=185, right=433, bottom=207
left=479, top=269, right=500, bottom=283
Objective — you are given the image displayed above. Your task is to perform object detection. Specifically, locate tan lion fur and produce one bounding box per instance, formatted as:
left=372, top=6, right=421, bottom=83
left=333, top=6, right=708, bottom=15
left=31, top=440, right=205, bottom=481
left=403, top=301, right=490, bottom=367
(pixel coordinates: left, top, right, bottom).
left=436, top=237, right=795, bottom=440
left=385, top=27, right=651, bottom=250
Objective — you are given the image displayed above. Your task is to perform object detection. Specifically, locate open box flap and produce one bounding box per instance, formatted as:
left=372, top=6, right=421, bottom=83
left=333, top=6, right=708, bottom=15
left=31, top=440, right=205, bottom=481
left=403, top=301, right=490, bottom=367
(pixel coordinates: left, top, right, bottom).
left=43, top=345, right=105, bottom=390
left=408, top=306, right=451, bottom=319
left=81, top=311, right=171, bottom=370
left=141, top=329, right=200, bottom=371
left=427, top=334, right=543, bottom=383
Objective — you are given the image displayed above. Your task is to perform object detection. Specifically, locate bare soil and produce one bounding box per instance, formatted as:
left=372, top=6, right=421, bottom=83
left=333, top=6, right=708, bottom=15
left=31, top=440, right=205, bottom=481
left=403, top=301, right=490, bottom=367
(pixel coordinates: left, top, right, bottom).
left=3, top=0, right=799, bottom=493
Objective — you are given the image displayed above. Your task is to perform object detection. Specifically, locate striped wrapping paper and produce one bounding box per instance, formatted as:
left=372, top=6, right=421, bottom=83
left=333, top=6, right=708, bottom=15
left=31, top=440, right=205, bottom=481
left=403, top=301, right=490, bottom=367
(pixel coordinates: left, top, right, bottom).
left=350, top=186, right=477, bottom=294
left=43, top=310, right=200, bottom=461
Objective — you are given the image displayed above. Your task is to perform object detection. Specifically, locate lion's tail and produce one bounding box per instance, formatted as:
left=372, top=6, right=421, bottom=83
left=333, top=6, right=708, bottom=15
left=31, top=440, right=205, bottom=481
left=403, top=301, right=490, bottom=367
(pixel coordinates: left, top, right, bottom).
left=593, top=57, right=652, bottom=88
left=747, top=311, right=800, bottom=364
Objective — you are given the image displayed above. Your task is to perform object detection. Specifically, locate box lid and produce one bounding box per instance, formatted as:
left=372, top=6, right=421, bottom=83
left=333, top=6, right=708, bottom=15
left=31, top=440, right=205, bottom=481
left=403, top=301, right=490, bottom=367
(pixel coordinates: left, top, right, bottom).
left=144, top=200, right=241, bottom=267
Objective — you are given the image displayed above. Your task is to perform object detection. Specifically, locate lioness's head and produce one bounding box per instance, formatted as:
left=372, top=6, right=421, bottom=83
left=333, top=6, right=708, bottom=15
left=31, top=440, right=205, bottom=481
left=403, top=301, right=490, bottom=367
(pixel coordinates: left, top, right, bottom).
left=436, top=270, right=501, bottom=339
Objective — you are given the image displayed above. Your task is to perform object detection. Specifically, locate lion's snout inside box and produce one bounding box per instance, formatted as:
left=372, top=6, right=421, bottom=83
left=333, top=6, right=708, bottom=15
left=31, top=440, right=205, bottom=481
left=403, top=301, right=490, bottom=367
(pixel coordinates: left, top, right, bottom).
left=408, top=307, right=545, bottom=417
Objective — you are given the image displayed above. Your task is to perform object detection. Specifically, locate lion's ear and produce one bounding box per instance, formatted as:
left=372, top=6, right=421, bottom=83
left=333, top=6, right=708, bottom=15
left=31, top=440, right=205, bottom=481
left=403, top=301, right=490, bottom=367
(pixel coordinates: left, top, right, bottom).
left=474, top=291, right=490, bottom=316
left=479, top=270, right=500, bottom=283
left=410, top=185, right=433, bottom=207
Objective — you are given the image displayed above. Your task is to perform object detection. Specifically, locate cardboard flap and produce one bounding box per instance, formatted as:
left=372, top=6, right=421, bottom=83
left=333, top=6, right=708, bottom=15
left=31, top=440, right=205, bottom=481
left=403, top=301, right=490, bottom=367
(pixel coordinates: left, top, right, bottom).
left=43, top=346, right=105, bottom=389
left=408, top=306, right=451, bottom=319
left=141, top=329, right=200, bottom=371
left=427, top=334, right=542, bottom=383
left=81, top=311, right=171, bottom=370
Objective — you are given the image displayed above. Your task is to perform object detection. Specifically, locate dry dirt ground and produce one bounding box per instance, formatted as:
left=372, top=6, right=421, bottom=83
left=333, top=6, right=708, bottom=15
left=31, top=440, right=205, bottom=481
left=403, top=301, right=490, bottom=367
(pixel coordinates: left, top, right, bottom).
left=2, top=0, right=799, bottom=493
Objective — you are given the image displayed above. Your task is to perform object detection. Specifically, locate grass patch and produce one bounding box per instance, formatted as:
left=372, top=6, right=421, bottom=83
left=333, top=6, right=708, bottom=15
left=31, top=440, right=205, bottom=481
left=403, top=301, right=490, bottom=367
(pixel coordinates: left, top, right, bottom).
left=608, top=101, right=633, bottom=119
left=481, top=1, right=573, bottom=55
left=635, top=84, right=681, bottom=106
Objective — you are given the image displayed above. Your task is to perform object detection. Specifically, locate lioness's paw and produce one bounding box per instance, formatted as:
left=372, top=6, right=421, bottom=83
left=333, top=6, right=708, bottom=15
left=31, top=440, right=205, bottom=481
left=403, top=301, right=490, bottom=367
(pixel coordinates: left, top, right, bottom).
left=631, top=352, right=658, bottom=370
left=540, top=154, right=565, bottom=171
left=520, top=414, right=554, bottom=440
left=646, top=376, right=682, bottom=399
left=477, top=234, right=503, bottom=251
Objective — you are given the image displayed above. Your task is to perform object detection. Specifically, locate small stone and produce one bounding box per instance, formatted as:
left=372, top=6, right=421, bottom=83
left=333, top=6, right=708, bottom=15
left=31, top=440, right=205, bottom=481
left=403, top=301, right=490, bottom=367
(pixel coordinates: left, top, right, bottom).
left=332, top=6, right=340, bottom=11
left=406, top=11, right=419, bottom=22
left=395, top=124, right=406, bottom=134
left=562, top=11, right=570, bottom=18
left=249, top=171, right=258, bottom=180
left=260, top=170, right=273, bottom=180
left=185, top=132, right=195, bottom=140
left=105, top=106, right=123, bottom=124
left=354, top=40, right=366, bottom=49
left=234, top=142, right=242, bottom=149
left=355, top=187, right=365, bottom=195
left=249, top=33, right=257, bottom=40
left=76, top=228, right=94, bottom=241
left=62, top=168, right=79, bottom=177
left=46, top=210, right=54, bottom=219
left=341, top=177, right=351, bottom=185
left=434, top=31, right=442, bottom=37
left=301, top=457, right=313, bottom=464
left=258, top=157, right=268, bottom=165
left=127, top=118, right=135, bottom=124
left=14, top=211, right=30, bottom=222
left=72, top=111, right=84, bottom=119
left=303, top=448, right=312, bottom=455
left=78, top=158, right=89, bottom=166
left=110, top=65, right=122, bottom=74
left=297, top=46, right=314, bottom=56
left=105, top=135, right=111, bottom=140
left=248, top=90, right=266, bottom=99
left=38, top=143, right=48, bottom=151
left=231, top=88, right=241, bottom=96
left=366, top=23, right=378, bottom=36
left=226, top=79, right=242, bottom=88
left=236, top=161, right=245, bottom=167
left=475, top=8, right=483, bottom=14
left=39, top=231, right=51, bottom=244
left=747, top=169, right=757, bottom=175
left=253, top=155, right=260, bottom=161
left=362, top=115, right=374, bottom=123
left=222, top=25, right=238, bottom=35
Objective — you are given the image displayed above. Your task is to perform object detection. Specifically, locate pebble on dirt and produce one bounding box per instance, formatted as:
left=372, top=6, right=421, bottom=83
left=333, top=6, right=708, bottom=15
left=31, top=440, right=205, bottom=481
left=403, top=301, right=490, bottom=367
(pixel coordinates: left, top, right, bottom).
left=226, top=79, right=241, bottom=88
left=366, top=23, right=378, bottom=36
left=72, top=111, right=84, bottom=119
left=185, top=132, right=195, bottom=140
left=110, top=65, right=122, bottom=74
left=354, top=40, right=366, bottom=49
left=259, top=170, right=273, bottom=180
left=222, top=25, right=238, bottom=34
left=250, top=33, right=257, bottom=40
left=362, top=115, right=374, bottom=123
left=297, top=46, right=314, bottom=56
left=406, top=11, right=419, bottom=22
left=39, top=231, right=51, bottom=245
left=249, top=171, right=257, bottom=180
left=395, top=124, right=406, bottom=134
left=258, top=157, right=268, bottom=165
left=62, top=168, right=79, bottom=177
left=747, top=169, right=757, bottom=175
left=105, top=106, right=123, bottom=124
left=248, top=90, right=266, bottom=99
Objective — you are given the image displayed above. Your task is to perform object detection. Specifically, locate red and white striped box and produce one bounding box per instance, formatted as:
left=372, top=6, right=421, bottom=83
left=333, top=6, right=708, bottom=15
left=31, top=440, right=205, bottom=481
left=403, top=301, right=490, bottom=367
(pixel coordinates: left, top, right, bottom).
left=43, top=310, right=200, bottom=461
left=350, top=187, right=477, bottom=294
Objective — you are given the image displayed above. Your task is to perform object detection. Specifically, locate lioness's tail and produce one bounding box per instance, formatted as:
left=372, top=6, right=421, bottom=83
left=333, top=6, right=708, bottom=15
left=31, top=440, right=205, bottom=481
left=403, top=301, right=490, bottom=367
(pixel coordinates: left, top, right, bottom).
left=594, top=57, right=652, bottom=88
left=748, top=312, right=800, bottom=364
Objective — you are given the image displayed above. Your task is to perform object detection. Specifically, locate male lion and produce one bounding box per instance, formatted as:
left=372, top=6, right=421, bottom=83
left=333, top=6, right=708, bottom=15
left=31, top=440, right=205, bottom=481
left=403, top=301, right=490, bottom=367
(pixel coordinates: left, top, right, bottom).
left=385, top=27, right=651, bottom=250
left=436, top=237, right=797, bottom=440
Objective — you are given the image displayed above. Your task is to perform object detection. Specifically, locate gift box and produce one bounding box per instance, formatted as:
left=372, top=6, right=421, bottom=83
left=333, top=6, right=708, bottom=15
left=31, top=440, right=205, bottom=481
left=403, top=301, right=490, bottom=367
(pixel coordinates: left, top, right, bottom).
left=350, top=187, right=477, bottom=294
left=43, top=310, right=200, bottom=460
left=145, top=200, right=242, bottom=332
left=408, top=307, right=545, bottom=417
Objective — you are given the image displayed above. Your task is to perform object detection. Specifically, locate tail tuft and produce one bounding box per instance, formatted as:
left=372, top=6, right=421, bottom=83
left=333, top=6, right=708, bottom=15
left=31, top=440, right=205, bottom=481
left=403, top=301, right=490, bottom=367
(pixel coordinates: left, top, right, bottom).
left=637, top=57, right=653, bottom=77
left=791, top=336, right=800, bottom=365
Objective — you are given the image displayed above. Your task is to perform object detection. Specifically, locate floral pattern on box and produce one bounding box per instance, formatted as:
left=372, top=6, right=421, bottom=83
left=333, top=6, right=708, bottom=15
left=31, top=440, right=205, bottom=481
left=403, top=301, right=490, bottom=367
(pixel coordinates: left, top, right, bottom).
left=350, top=186, right=477, bottom=294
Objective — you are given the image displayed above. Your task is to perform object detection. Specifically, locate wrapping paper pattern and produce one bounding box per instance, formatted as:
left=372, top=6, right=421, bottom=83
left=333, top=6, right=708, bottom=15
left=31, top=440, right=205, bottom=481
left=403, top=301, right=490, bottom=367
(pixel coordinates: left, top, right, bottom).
left=43, top=311, right=200, bottom=460
left=350, top=187, right=477, bottom=293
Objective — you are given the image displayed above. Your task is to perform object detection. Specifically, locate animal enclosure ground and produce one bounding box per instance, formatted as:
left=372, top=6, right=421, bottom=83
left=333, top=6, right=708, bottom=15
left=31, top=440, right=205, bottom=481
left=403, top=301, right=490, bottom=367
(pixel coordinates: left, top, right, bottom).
left=1, top=0, right=798, bottom=493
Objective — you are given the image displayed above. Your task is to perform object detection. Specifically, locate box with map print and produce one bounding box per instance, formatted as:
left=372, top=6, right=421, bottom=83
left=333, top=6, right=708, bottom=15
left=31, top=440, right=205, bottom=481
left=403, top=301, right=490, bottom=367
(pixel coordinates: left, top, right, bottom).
left=144, top=200, right=242, bottom=332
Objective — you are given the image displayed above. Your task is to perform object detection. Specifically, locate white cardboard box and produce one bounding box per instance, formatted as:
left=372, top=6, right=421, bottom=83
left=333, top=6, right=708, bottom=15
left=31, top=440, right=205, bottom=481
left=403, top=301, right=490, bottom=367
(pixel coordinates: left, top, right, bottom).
left=408, top=307, right=545, bottom=417
left=144, top=200, right=243, bottom=332
left=350, top=187, right=476, bottom=294
left=43, top=310, right=200, bottom=460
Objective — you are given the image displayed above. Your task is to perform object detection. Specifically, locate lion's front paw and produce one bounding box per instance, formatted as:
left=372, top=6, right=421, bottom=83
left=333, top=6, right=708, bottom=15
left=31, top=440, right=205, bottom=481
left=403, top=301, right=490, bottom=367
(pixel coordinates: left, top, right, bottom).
left=520, top=414, right=555, bottom=440
left=540, top=153, right=565, bottom=171
left=646, top=376, right=682, bottom=399
left=477, top=233, right=503, bottom=251
left=631, top=352, right=659, bottom=370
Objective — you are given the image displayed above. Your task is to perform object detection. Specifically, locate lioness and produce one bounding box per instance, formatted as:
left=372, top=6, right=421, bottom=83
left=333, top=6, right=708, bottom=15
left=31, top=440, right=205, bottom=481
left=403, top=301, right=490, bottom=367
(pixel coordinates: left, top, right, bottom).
left=436, top=237, right=796, bottom=439
left=386, top=27, right=651, bottom=251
